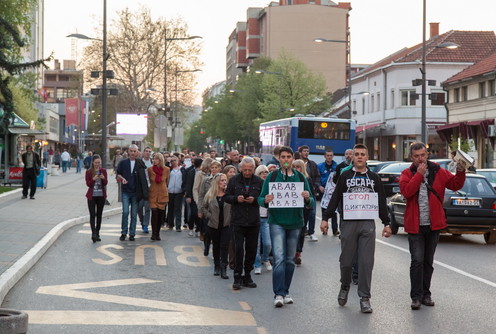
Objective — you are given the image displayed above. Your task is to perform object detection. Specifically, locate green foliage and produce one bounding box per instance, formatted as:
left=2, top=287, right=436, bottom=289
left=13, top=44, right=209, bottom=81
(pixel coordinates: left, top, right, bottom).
left=448, top=135, right=471, bottom=153
left=184, top=120, right=207, bottom=153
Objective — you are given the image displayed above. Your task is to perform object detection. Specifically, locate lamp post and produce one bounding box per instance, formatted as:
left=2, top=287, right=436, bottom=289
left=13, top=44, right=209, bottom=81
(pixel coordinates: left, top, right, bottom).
left=314, top=37, right=351, bottom=119
left=66, top=0, right=109, bottom=166
left=421, top=0, right=428, bottom=144
left=254, top=69, right=283, bottom=117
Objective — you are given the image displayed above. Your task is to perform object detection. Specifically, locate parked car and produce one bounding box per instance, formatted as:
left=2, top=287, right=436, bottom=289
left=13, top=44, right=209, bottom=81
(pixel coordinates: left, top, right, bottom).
left=388, top=174, right=496, bottom=244
left=430, top=159, right=452, bottom=170
left=476, top=169, right=496, bottom=190
left=367, top=160, right=402, bottom=173
left=376, top=162, right=411, bottom=197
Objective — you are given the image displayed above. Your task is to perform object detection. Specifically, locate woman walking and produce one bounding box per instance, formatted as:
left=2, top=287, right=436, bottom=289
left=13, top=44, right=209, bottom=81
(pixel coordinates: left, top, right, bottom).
left=254, top=165, right=272, bottom=274
left=148, top=153, right=170, bottom=241
left=85, top=154, right=108, bottom=243
left=202, top=173, right=231, bottom=279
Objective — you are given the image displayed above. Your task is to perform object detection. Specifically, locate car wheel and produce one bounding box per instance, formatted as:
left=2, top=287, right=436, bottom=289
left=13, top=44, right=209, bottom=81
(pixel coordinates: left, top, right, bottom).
left=484, top=231, right=496, bottom=245
left=388, top=207, right=399, bottom=235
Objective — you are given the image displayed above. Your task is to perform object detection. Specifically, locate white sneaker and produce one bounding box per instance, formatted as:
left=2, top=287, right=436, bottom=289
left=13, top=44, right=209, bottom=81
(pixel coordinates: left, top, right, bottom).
left=274, top=295, right=284, bottom=307
left=264, top=261, right=273, bottom=271
left=283, top=295, right=294, bottom=304
left=254, top=267, right=262, bottom=275
left=310, top=234, right=318, bottom=241
left=188, top=230, right=194, bottom=237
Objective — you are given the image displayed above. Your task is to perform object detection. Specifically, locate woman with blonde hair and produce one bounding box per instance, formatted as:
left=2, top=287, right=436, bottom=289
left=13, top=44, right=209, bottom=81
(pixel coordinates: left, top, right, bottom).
left=254, top=164, right=272, bottom=274
left=148, top=153, right=170, bottom=240
left=292, top=159, right=315, bottom=265
left=222, top=165, right=237, bottom=180
left=202, top=173, right=231, bottom=279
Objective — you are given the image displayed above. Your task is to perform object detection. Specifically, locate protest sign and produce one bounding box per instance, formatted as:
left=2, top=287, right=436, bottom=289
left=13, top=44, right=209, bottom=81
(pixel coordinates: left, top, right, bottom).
left=343, top=192, right=379, bottom=220
left=269, top=182, right=304, bottom=208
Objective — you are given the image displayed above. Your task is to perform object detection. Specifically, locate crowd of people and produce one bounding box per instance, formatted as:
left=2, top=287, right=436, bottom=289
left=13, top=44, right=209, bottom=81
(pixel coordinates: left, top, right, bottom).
left=81, top=141, right=467, bottom=312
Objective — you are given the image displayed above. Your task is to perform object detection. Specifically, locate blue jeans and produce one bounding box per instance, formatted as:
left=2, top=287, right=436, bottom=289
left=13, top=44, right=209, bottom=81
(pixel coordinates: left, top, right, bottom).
left=76, top=159, right=82, bottom=173
left=167, top=193, right=184, bottom=230
left=138, top=199, right=150, bottom=227
left=270, top=224, right=299, bottom=297
left=121, top=192, right=138, bottom=236
left=255, top=218, right=272, bottom=268
left=62, top=160, right=69, bottom=173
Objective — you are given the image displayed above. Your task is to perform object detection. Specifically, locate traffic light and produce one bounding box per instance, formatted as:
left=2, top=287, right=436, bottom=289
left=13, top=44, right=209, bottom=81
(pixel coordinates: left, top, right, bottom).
left=200, top=128, right=204, bottom=135
left=219, top=139, right=224, bottom=145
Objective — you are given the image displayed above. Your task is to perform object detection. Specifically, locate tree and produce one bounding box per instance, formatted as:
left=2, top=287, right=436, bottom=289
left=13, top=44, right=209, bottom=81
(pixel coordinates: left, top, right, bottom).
left=80, top=7, right=202, bottom=135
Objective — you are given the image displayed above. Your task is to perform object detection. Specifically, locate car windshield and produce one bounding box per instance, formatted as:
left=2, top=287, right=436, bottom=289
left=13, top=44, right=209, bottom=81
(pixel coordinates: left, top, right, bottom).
left=446, top=177, right=496, bottom=196
left=379, top=163, right=410, bottom=173
left=477, top=171, right=496, bottom=183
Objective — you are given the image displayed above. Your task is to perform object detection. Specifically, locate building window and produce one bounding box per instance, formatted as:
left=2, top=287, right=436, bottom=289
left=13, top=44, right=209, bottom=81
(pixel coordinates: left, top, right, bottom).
left=454, top=88, right=460, bottom=102
left=479, top=81, right=486, bottom=98
left=362, top=97, right=366, bottom=115
left=371, top=95, right=375, bottom=112
left=489, top=79, right=496, bottom=96
left=461, top=86, right=468, bottom=101
left=390, top=89, right=395, bottom=108
left=46, top=75, right=56, bottom=81
left=430, top=92, right=446, bottom=105
left=400, top=90, right=417, bottom=106
left=376, top=92, right=381, bottom=111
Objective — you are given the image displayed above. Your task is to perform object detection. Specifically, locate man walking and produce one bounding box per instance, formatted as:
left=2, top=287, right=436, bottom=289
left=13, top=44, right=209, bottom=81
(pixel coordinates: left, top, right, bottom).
left=167, top=155, right=186, bottom=231
left=258, top=146, right=314, bottom=307
left=321, top=144, right=391, bottom=313
left=116, top=144, right=148, bottom=241
left=298, top=145, right=320, bottom=241
left=21, top=145, right=41, bottom=200
left=138, top=147, right=153, bottom=233
left=61, top=148, right=71, bottom=173
left=399, top=142, right=466, bottom=310
left=225, top=157, right=263, bottom=290
left=318, top=149, right=338, bottom=235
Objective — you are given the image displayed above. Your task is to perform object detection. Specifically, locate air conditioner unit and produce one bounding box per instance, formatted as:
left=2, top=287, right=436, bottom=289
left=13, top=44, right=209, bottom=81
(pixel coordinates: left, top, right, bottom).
left=488, top=125, right=496, bottom=137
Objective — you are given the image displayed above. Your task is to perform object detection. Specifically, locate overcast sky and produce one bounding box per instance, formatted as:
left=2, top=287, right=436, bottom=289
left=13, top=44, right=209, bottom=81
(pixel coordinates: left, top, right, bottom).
left=44, top=0, right=496, bottom=103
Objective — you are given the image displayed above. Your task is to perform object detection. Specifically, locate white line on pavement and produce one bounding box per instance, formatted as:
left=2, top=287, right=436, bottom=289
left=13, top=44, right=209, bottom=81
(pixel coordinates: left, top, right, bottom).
left=376, top=239, right=496, bottom=288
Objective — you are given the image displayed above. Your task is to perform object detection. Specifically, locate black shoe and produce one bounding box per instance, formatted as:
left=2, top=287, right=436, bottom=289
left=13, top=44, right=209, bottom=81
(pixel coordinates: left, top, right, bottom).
left=96, top=234, right=101, bottom=242
left=92, top=234, right=97, bottom=243
left=422, top=297, right=435, bottom=307
left=30, top=196, right=35, bottom=200
left=242, top=275, right=257, bottom=288
left=233, top=276, right=242, bottom=290
left=120, top=234, right=126, bottom=241
left=411, top=299, right=421, bottom=310
left=338, top=285, right=349, bottom=306
left=22, top=195, right=27, bottom=199
left=214, top=265, right=220, bottom=276
left=333, top=231, right=340, bottom=236
left=360, top=298, right=373, bottom=313
left=220, top=267, right=229, bottom=279
left=129, top=235, right=135, bottom=241
left=352, top=278, right=359, bottom=285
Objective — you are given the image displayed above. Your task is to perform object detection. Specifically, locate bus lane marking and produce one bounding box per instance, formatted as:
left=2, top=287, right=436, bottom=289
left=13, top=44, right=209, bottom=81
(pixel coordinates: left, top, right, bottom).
left=26, top=278, right=257, bottom=326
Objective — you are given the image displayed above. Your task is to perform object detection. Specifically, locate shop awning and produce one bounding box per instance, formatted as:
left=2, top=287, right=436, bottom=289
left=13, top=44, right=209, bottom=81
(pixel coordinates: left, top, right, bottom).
left=436, top=119, right=494, bottom=141
left=356, top=123, right=382, bottom=133
left=8, top=127, right=46, bottom=135
left=465, top=119, right=494, bottom=138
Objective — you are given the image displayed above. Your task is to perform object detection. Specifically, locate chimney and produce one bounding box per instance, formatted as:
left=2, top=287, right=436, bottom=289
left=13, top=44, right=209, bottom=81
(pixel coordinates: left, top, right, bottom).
left=430, top=22, right=439, bottom=38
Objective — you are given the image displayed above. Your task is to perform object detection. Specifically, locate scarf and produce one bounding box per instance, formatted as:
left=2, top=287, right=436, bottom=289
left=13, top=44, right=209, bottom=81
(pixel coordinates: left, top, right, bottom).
left=153, top=165, right=164, bottom=183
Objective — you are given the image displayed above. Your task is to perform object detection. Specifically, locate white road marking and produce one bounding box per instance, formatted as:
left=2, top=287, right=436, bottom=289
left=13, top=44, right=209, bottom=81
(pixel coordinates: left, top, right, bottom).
left=376, top=239, right=496, bottom=288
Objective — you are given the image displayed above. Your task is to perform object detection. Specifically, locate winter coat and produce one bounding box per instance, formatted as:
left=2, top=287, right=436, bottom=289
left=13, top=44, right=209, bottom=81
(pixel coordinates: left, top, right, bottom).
left=147, top=166, right=170, bottom=210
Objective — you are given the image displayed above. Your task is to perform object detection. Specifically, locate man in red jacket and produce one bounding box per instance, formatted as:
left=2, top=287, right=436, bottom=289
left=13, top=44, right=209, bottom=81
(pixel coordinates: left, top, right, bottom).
left=399, top=142, right=466, bottom=310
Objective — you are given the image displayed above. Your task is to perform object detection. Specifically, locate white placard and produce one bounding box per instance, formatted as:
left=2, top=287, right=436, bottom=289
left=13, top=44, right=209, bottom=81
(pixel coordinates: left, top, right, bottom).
left=268, top=182, right=304, bottom=208
left=343, top=192, right=379, bottom=220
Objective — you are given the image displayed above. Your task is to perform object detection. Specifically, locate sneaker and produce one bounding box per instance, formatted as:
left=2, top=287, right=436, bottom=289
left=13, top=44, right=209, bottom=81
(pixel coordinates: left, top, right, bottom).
left=283, top=295, right=294, bottom=304
left=309, top=234, right=318, bottom=241
left=182, top=224, right=188, bottom=229
left=274, top=295, right=284, bottom=308
left=295, top=252, right=302, bottom=265
left=264, top=261, right=273, bottom=271
left=142, top=225, right=149, bottom=233
left=360, top=298, right=373, bottom=313
left=338, top=285, right=349, bottom=306
left=254, top=267, right=262, bottom=275
left=188, top=230, right=194, bottom=237
left=119, top=234, right=126, bottom=241
left=242, top=276, right=257, bottom=288
left=129, top=235, right=135, bottom=241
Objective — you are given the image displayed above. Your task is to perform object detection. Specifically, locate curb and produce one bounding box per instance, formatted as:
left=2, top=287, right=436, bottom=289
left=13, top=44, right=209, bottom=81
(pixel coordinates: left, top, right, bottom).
left=0, top=189, right=22, bottom=199
left=0, top=207, right=122, bottom=304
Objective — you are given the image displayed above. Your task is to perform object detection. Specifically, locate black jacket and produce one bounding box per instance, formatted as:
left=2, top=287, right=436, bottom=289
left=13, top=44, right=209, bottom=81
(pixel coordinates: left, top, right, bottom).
left=184, top=165, right=196, bottom=199
left=135, top=159, right=149, bottom=202
left=224, top=173, right=263, bottom=226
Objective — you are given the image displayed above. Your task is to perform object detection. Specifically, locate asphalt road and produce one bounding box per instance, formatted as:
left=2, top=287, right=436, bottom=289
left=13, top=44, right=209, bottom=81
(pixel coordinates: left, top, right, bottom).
left=3, top=213, right=496, bottom=334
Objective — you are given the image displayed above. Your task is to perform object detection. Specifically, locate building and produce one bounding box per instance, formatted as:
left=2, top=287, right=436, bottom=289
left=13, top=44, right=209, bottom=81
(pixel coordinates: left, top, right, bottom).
left=226, top=0, right=351, bottom=94
left=350, top=24, right=496, bottom=161
left=440, top=53, right=496, bottom=168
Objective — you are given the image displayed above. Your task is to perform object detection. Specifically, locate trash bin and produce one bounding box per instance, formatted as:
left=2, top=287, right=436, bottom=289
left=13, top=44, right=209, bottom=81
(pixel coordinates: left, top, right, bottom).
left=37, top=167, right=48, bottom=188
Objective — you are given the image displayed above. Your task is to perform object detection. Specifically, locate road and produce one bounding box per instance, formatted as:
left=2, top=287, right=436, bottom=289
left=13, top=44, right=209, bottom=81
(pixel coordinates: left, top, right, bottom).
left=3, top=213, right=496, bottom=334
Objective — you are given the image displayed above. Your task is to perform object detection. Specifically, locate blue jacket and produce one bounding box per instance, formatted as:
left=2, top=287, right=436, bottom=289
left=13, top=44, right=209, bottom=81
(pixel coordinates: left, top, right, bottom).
left=317, top=160, right=337, bottom=187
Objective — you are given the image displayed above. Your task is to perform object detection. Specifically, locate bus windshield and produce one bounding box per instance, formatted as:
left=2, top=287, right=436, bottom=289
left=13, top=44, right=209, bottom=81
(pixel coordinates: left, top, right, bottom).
left=298, top=120, right=351, bottom=140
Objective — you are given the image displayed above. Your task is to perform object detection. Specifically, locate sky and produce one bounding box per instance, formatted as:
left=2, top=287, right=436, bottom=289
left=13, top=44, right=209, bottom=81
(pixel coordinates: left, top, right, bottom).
left=44, top=0, right=496, bottom=103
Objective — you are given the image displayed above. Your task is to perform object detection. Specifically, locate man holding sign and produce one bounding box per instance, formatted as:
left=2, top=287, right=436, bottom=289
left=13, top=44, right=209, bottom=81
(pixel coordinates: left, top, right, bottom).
left=321, top=144, right=391, bottom=313
left=258, top=146, right=314, bottom=308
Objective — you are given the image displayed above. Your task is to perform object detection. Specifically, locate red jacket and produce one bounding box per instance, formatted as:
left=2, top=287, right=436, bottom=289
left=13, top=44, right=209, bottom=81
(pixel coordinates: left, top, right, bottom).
left=85, top=168, right=108, bottom=200
left=399, top=161, right=465, bottom=234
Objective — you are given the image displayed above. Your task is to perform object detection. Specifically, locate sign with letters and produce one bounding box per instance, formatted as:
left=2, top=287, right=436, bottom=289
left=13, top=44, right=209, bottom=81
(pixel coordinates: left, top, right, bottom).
left=343, top=192, right=379, bottom=220
left=269, top=182, right=304, bottom=208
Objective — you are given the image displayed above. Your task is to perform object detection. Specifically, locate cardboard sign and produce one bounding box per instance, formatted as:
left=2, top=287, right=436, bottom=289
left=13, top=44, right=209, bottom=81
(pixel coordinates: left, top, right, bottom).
left=268, top=182, right=304, bottom=208
left=343, top=192, right=379, bottom=220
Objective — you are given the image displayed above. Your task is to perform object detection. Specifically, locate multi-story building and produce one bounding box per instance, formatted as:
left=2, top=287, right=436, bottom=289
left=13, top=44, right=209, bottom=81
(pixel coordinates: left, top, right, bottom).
left=226, top=0, right=351, bottom=94
left=441, top=53, right=496, bottom=168
left=351, top=24, right=496, bottom=161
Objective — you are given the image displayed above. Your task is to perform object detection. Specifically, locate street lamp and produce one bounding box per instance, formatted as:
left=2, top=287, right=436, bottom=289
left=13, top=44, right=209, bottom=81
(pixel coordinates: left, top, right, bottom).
left=314, top=37, right=351, bottom=119
left=66, top=0, right=109, bottom=166
left=254, top=69, right=283, bottom=117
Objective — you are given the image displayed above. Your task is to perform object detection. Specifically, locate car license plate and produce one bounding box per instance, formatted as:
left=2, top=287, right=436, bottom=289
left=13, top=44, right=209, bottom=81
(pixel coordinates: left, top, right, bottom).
left=451, top=198, right=480, bottom=206
left=381, top=177, right=389, bottom=182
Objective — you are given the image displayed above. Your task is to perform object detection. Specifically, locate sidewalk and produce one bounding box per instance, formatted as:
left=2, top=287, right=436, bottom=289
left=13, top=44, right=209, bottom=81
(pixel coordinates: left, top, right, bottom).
left=0, top=167, right=122, bottom=303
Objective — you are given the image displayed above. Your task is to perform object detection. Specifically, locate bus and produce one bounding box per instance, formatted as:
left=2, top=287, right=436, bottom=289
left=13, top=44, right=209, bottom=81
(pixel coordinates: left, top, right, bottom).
left=259, top=115, right=356, bottom=164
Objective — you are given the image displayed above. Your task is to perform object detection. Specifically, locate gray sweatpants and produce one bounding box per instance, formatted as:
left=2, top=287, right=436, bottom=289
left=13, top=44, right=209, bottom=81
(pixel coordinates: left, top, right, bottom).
left=339, top=220, right=376, bottom=298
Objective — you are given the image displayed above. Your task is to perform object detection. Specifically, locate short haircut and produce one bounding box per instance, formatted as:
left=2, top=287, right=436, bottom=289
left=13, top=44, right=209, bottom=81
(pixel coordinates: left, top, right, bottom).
left=273, top=145, right=282, bottom=155
left=239, top=156, right=255, bottom=168
left=353, top=143, right=368, bottom=153
left=129, top=144, right=138, bottom=150
left=255, top=164, right=269, bottom=176
left=345, top=148, right=353, bottom=154
left=298, top=145, right=309, bottom=152
left=193, top=158, right=203, bottom=168
left=325, top=149, right=334, bottom=154
left=279, top=146, right=294, bottom=157
left=409, top=142, right=426, bottom=155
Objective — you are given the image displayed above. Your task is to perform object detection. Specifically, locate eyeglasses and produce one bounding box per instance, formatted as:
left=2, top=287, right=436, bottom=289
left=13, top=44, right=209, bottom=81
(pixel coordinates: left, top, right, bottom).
left=260, top=171, right=269, bottom=175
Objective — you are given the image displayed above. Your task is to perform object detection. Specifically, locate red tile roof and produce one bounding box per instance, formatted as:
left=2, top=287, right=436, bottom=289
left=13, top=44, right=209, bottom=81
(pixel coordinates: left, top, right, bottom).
left=355, top=31, right=496, bottom=78
left=443, top=52, right=496, bottom=84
